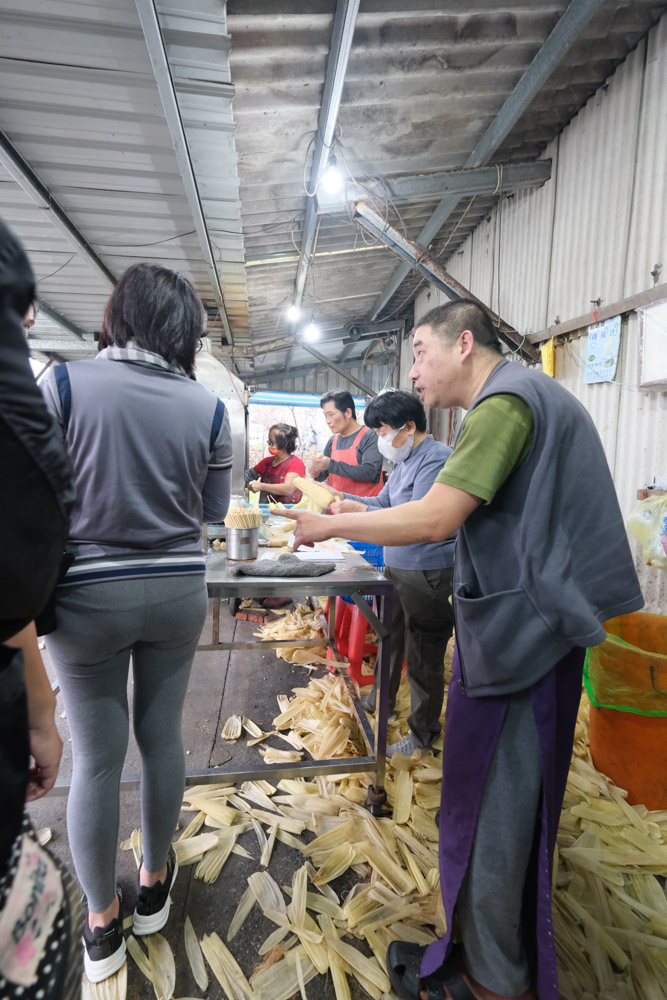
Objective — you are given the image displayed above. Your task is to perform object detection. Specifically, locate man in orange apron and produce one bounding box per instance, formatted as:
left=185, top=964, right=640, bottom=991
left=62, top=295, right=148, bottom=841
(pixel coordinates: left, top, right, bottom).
left=310, top=389, right=383, bottom=496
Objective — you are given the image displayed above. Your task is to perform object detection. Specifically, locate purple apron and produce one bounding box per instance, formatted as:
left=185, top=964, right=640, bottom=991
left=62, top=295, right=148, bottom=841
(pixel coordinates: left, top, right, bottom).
left=421, top=645, right=584, bottom=1000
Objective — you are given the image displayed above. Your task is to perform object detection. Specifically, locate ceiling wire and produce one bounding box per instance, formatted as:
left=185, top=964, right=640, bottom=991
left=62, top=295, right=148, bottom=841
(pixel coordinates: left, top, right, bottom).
left=37, top=254, right=76, bottom=284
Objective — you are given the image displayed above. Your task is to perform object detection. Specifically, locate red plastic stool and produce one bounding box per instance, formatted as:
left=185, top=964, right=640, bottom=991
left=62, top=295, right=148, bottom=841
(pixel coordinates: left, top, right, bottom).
left=346, top=604, right=377, bottom=684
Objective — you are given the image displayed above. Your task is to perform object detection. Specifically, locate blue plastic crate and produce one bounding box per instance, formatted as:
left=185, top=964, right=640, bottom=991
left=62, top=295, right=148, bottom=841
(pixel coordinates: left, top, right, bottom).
left=349, top=540, right=385, bottom=570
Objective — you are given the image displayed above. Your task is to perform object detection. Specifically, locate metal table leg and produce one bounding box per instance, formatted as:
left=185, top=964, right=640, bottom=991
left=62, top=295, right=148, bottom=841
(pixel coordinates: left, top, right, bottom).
left=366, top=585, right=392, bottom=814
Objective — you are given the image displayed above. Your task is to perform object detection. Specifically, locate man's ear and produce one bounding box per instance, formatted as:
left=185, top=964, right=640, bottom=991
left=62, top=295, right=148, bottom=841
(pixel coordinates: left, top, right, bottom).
left=459, top=329, right=475, bottom=361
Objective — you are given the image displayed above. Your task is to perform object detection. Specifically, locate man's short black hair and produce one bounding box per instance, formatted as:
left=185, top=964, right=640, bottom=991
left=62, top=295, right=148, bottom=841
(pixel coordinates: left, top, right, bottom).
left=320, top=389, right=356, bottom=419
left=364, top=389, right=427, bottom=433
left=416, top=299, right=502, bottom=355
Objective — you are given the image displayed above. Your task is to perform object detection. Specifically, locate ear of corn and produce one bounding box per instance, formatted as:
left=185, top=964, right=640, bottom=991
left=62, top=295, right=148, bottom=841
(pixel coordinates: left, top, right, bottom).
left=184, top=916, right=208, bottom=991
left=291, top=477, right=339, bottom=513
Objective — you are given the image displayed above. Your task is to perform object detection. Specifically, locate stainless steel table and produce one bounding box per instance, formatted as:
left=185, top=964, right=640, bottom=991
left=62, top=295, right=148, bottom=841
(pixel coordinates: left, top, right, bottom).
left=197, top=549, right=394, bottom=811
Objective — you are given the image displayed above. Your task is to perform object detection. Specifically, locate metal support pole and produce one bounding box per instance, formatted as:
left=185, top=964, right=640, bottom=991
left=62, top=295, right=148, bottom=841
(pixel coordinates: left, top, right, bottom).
left=134, top=0, right=233, bottom=345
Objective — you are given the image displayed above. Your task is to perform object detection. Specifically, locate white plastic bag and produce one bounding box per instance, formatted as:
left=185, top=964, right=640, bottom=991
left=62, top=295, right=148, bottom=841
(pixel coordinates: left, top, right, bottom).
left=626, top=495, right=667, bottom=570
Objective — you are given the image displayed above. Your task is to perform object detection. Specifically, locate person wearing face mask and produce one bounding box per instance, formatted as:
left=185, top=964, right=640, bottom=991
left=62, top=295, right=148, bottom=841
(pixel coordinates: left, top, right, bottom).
left=245, top=423, right=306, bottom=504
left=328, top=389, right=455, bottom=756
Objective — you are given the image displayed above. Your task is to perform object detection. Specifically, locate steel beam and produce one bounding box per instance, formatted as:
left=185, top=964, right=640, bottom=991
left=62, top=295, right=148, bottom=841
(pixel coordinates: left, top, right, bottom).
left=247, top=351, right=395, bottom=384
left=0, top=131, right=116, bottom=288
left=32, top=301, right=91, bottom=342
left=134, top=0, right=233, bottom=345
left=355, top=203, right=540, bottom=363
left=284, top=0, right=360, bottom=372
left=316, top=159, right=552, bottom=215
left=368, top=0, right=606, bottom=320
left=300, top=344, right=377, bottom=396
left=28, top=337, right=96, bottom=353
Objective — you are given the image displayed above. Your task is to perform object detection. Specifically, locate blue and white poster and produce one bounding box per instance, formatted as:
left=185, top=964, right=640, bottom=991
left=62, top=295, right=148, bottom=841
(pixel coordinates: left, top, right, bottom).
left=583, top=315, right=621, bottom=384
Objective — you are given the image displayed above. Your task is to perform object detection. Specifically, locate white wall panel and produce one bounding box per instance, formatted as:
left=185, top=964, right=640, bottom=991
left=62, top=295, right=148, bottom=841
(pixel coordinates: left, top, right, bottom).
left=624, top=16, right=667, bottom=296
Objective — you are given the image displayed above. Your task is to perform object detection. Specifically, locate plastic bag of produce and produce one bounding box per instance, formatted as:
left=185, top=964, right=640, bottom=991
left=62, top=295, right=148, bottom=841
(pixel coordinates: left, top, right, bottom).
left=626, top=494, right=667, bottom=570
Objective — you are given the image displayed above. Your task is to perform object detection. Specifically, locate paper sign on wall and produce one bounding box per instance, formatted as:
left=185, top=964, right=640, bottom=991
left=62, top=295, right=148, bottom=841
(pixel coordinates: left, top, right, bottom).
left=583, top=315, right=621, bottom=384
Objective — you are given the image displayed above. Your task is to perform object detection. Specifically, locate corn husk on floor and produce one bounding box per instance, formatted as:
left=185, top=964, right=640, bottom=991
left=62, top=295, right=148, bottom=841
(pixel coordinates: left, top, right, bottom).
left=94, top=644, right=666, bottom=1000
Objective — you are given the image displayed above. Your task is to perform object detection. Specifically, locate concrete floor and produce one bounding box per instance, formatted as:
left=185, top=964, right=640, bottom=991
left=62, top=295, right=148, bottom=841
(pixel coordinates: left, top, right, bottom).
left=27, top=598, right=376, bottom=999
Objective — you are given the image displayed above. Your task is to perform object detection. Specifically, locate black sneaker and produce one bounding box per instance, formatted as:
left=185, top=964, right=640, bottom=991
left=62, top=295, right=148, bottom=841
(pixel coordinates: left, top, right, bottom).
left=133, top=847, right=178, bottom=935
left=82, top=893, right=126, bottom=983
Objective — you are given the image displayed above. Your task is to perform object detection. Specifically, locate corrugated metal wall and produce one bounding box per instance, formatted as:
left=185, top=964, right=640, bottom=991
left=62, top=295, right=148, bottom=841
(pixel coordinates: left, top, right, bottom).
left=412, top=17, right=667, bottom=614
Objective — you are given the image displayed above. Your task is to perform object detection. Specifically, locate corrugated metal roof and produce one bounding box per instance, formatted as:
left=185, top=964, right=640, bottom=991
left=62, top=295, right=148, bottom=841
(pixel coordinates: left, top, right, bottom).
left=0, top=0, right=247, bottom=356
left=0, top=0, right=664, bottom=374
left=227, top=0, right=665, bottom=373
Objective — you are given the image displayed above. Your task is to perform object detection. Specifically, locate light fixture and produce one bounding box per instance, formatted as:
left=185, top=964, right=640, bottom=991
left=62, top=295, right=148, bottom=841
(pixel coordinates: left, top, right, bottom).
left=320, top=155, right=342, bottom=195
left=286, top=303, right=300, bottom=322
left=303, top=317, right=320, bottom=342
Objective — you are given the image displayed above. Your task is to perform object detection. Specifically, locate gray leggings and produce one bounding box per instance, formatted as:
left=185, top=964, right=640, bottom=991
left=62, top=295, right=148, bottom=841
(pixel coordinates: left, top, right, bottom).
left=46, top=575, right=208, bottom=912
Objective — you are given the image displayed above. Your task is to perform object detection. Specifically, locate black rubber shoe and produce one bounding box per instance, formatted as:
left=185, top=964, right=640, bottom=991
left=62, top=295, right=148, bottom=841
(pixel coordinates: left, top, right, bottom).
left=133, top=847, right=178, bottom=935
left=82, top=893, right=126, bottom=983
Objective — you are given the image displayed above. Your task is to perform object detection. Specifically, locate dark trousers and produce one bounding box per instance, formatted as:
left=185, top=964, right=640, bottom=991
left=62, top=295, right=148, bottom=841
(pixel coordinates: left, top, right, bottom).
left=366, top=565, right=454, bottom=747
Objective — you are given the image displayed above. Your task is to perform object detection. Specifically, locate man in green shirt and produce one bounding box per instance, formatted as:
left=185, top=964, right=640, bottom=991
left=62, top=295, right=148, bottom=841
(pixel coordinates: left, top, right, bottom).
left=279, top=299, right=642, bottom=1000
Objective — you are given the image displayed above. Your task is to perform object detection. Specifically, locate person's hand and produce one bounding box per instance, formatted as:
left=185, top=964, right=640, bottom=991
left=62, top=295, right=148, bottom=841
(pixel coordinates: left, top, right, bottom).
left=278, top=510, right=335, bottom=550
left=310, top=455, right=330, bottom=475
left=248, top=479, right=262, bottom=493
left=26, top=719, right=63, bottom=801
left=330, top=498, right=367, bottom=514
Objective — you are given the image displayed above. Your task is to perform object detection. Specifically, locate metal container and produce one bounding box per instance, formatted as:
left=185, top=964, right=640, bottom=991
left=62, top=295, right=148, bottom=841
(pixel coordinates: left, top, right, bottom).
left=226, top=526, right=259, bottom=561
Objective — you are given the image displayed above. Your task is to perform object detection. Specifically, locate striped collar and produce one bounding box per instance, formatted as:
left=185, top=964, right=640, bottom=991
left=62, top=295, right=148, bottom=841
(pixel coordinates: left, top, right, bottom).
left=96, top=340, right=187, bottom=377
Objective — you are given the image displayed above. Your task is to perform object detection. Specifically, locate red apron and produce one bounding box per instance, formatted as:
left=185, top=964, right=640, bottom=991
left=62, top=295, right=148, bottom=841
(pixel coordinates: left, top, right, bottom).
left=328, top=427, right=382, bottom=497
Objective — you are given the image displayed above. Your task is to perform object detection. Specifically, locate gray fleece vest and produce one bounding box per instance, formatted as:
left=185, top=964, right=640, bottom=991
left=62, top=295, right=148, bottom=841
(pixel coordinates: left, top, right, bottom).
left=453, top=358, right=643, bottom=697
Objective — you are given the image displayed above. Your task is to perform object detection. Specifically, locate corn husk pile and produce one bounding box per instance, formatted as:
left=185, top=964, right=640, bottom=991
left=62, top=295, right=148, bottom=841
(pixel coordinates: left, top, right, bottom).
left=255, top=602, right=365, bottom=673
left=554, top=697, right=667, bottom=999
left=255, top=603, right=331, bottom=667
left=112, top=655, right=667, bottom=1000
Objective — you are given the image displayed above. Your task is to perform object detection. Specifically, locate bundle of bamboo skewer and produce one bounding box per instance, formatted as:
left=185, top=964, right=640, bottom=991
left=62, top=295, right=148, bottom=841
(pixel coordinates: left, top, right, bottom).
left=224, top=500, right=262, bottom=530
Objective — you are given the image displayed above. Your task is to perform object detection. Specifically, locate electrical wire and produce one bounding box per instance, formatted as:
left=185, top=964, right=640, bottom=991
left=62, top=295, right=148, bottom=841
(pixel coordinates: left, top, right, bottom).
left=37, top=254, right=76, bottom=284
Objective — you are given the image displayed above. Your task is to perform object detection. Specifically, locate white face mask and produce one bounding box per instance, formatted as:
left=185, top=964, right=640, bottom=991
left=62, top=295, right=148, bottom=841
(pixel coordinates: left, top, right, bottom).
left=376, top=425, right=414, bottom=463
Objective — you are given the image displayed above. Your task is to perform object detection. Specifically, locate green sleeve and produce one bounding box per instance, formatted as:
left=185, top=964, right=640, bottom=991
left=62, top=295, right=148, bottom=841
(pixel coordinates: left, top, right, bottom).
left=435, top=394, right=534, bottom=503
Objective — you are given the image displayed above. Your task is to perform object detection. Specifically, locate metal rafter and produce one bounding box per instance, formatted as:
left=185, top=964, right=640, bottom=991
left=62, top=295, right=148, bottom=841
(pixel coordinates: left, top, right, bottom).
left=355, top=202, right=540, bottom=364
left=368, top=0, right=607, bottom=321
left=316, top=159, right=552, bottom=215
left=0, top=131, right=116, bottom=289
left=284, top=0, right=360, bottom=372
left=301, top=343, right=376, bottom=396
left=134, top=0, right=234, bottom=346
left=244, top=353, right=394, bottom=384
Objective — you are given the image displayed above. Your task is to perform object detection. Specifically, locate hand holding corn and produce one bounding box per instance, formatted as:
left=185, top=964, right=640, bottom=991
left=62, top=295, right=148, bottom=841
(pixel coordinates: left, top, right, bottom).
left=276, top=509, right=334, bottom=550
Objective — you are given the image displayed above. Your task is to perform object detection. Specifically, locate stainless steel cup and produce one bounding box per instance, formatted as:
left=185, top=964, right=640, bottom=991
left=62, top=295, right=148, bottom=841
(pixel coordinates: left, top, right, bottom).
left=226, top=526, right=259, bottom=561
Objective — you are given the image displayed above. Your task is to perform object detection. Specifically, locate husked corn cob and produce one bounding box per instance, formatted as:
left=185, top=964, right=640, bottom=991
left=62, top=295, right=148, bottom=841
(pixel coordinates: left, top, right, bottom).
left=292, top=477, right=341, bottom=513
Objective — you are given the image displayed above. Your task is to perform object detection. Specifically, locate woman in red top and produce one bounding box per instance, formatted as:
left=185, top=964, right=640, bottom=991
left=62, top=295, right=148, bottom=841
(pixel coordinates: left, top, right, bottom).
left=247, top=424, right=305, bottom=503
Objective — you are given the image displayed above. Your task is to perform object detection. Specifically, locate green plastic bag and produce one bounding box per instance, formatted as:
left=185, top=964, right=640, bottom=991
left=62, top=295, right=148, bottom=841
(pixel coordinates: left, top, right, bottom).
left=583, top=612, right=667, bottom=717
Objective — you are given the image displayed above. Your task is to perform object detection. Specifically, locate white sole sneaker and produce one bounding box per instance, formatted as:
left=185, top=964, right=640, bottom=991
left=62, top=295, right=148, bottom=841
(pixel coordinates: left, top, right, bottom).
left=133, top=854, right=179, bottom=936
left=83, top=936, right=127, bottom=983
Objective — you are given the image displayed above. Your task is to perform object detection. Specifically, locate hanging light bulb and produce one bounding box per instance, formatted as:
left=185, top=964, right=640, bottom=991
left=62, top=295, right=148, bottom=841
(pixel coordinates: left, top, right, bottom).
left=320, top=155, right=342, bottom=195
left=286, top=303, right=300, bottom=322
left=303, top=317, right=320, bottom=342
